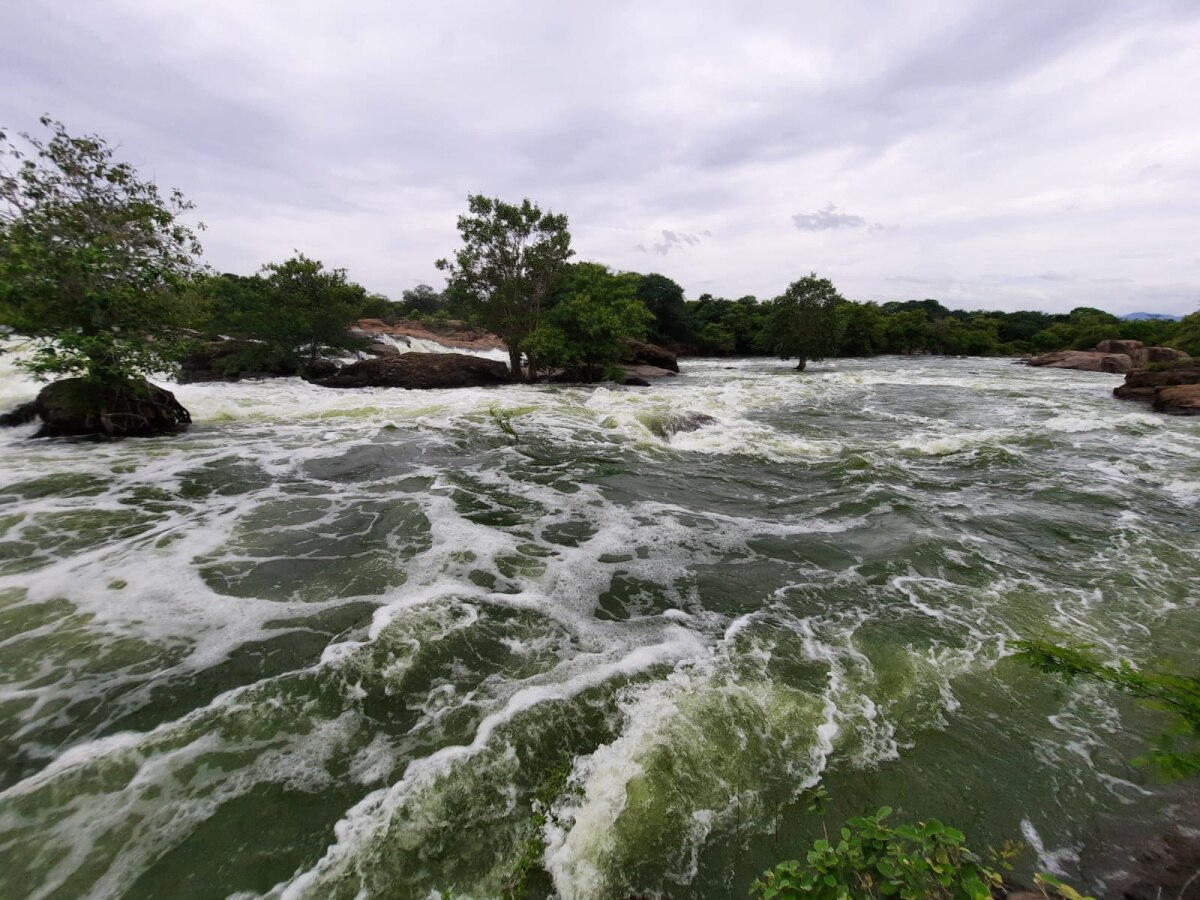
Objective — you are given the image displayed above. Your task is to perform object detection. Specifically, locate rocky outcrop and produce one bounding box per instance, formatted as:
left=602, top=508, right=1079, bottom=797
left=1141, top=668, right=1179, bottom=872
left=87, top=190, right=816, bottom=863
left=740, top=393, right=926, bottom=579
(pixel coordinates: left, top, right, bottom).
left=1031, top=340, right=1189, bottom=375
left=1113, top=364, right=1200, bottom=400
left=621, top=364, right=677, bottom=380
left=625, top=339, right=679, bottom=372
left=311, top=352, right=510, bottom=389
left=354, top=319, right=506, bottom=352
left=1028, top=350, right=1132, bottom=373
left=1153, top=384, right=1200, bottom=415
left=33, top=378, right=190, bottom=437
left=179, top=339, right=298, bottom=383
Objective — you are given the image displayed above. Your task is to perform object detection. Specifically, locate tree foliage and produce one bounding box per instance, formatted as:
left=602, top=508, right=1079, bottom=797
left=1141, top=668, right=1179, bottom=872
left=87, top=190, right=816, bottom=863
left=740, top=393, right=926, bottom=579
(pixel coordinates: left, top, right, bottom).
left=636, top=273, right=688, bottom=344
left=527, top=262, right=651, bottom=381
left=0, top=117, right=203, bottom=383
left=763, top=274, right=846, bottom=370
left=201, top=254, right=370, bottom=373
left=436, top=195, right=573, bottom=380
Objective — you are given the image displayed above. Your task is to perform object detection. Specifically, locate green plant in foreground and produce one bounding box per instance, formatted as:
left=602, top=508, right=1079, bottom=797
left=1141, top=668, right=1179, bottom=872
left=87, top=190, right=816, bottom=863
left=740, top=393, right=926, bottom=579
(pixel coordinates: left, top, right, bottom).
left=1014, top=638, right=1200, bottom=779
left=751, top=806, right=1001, bottom=899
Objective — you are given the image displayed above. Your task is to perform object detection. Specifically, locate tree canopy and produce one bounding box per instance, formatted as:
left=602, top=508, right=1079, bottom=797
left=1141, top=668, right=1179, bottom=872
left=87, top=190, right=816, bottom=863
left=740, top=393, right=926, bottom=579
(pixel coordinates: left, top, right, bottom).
left=201, top=254, right=370, bottom=373
left=436, top=195, right=573, bottom=380
left=527, top=262, right=651, bottom=382
left=762, top=273, right=845, bottom=370
left=0, top=117, right=203, bottom=383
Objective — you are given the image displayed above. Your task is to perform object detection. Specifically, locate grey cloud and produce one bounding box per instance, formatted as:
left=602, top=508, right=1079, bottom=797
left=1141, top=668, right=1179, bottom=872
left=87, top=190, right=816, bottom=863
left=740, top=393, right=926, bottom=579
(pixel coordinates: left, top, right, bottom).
left=639, top=229, right=702, bottom=256
left=792, top=204, right=886, bottom=233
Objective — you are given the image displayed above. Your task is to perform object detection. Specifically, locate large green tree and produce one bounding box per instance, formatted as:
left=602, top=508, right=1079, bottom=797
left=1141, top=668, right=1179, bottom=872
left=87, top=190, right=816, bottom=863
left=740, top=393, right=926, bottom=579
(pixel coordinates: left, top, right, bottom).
left=436, top=195, right=573, bottom=380
left=527, top=262, right=651, bottom=382
left=0, top=117, right=203, bottom=384
left=762, top=274, right=845, bottom=370
left=203, top=254, right=370, bottom=374
left=636, top=273, right=689, bottom=344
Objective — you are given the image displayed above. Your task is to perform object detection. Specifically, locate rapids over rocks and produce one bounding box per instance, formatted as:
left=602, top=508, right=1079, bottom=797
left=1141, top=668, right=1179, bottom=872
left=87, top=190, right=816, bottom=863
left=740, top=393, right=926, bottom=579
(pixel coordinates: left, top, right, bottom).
left=0, top=355, right=1197, bottom=899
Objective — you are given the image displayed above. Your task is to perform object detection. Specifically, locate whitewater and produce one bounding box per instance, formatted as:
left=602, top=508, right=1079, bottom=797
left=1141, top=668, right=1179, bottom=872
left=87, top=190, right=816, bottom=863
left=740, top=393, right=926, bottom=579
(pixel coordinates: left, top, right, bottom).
left=0, top=354, right=1197, bottom=899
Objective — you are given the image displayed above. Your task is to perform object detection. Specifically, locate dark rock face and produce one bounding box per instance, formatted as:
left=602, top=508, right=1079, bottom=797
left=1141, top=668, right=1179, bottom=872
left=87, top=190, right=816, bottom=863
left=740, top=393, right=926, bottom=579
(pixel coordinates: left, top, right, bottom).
left=302, top=359, right=340, bottom=380
left=34, top=378, right=191, bottom=437
left=1146, top=346, right=1190, bottom=364
left=0, top=401, right=39, bottom=427
left=625, top=339, right=680, bottom=373
left=1114, top=364, right=1200, bottom=403
left=312, top=353, right=510, bottom=389
left=1154, top=384, right=1200, bottom=415
left=623, top=377, right=651, bottom=387
left=1101, top=829, right=1200, bottom=899
left=179, top=340, right=298, bottom=383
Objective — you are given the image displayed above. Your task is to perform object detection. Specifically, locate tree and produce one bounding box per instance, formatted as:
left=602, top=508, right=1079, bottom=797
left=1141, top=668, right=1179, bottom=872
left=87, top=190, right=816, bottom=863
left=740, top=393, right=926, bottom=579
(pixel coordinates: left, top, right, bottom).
left=636, top=273, right=689, bottom=343
left=762, top=273, right=845, bottom=370
left=0, top=117, right=202, bottom=385
left=436, top=195, right=573, bottom=381
left=400, top=283, right=446, bottom=317
left=526, top=262, right=651, bottom=382
left=206, top=254, right=369, bottom=374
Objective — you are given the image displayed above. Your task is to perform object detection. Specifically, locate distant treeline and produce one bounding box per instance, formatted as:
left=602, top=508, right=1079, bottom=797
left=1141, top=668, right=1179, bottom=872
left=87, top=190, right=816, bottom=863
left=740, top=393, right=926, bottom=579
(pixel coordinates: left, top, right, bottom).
left=370, top=275, right=1199, bottom=360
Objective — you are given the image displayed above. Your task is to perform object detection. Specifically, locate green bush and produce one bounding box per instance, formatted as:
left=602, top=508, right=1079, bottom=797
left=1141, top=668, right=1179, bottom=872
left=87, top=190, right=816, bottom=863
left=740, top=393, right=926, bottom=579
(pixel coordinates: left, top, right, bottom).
left=751, top=807, right=1000, bottom=900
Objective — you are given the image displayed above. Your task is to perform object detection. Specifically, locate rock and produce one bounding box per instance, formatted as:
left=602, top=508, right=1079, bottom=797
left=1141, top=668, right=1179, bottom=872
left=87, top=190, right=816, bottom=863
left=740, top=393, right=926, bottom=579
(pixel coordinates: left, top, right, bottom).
left=178, top=339, right=298, bottom=383
left=0, top=401, right=39, bottom=427
left=625, top=339, right=680, bottom=372
left=1028, top=350, right=1132, bottom=373
left=302, top=359, right=340, bottom=380
left=1146, top=346, right=1191, bottom=363
left=360, top=338, right=403, bottom=358
left=650, top=412, right=718, bottom=437
left=1100, top=828, right=1200, bottom=899
left=623, top=377, right=651, bottom=387
left=1114, top=364, right=1200, bottom=401
left=34, top=378, right=191, bottom=437
left=1153, top=384, right=1200, bottom=415
left=621, top=364, right=677, bottom=380
left=1095, top=338, right=1144, bottom=355
left=312, top=352, right=510, bottom=389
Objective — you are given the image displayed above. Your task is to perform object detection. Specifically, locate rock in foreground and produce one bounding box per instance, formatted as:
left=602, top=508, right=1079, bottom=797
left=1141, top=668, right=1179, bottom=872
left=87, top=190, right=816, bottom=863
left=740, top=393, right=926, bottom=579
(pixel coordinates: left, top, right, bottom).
left=34, top=378, right=191, bottom=437
left=1153, top=384, right=1200, bottom=415
left=312, top=353, right=510, bottom=389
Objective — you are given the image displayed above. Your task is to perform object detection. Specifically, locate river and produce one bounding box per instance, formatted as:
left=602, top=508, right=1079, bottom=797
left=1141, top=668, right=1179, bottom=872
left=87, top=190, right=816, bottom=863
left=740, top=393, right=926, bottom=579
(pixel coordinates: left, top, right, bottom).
left=0, top=354, right=1197, bottom=899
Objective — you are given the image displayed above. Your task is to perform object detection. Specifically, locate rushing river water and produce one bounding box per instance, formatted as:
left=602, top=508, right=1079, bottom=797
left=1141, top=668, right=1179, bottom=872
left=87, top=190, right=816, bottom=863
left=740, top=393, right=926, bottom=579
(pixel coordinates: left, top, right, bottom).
left=0, top=354, right=1197, bottom=899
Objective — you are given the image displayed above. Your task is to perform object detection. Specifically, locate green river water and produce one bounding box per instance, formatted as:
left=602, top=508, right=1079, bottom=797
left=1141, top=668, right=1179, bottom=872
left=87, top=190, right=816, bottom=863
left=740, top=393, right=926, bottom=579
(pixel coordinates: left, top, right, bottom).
left=0, top=354, right=1197, bottom=899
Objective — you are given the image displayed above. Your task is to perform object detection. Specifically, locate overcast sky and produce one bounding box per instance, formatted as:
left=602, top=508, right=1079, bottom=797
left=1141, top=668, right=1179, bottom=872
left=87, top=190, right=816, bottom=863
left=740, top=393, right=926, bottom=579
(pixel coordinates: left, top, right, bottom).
left=4, top=0, right=1199, bottom=315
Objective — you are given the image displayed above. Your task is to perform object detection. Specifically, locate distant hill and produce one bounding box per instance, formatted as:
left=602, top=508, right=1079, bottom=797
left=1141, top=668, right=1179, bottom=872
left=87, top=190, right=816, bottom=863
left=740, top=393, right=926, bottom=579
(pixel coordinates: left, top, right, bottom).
left=1121, top=312, right=1181, bottom=321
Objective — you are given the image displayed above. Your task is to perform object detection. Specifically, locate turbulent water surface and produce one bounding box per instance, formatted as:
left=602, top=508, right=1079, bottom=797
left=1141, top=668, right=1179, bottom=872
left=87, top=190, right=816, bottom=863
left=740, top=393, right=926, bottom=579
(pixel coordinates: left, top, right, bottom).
left=0, top=355, right=1197, bottom=899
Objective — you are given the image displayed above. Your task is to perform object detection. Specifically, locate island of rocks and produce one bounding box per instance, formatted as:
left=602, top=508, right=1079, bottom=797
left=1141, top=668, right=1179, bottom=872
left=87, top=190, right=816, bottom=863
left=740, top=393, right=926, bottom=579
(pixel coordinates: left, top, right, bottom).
left=1029, top=339, right=1198, bottom=415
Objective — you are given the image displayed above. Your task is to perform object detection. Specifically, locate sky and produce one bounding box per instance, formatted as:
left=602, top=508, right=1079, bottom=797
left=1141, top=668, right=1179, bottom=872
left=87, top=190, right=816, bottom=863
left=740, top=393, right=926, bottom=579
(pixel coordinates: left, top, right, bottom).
left=3, top=0, right=1199, bottom=316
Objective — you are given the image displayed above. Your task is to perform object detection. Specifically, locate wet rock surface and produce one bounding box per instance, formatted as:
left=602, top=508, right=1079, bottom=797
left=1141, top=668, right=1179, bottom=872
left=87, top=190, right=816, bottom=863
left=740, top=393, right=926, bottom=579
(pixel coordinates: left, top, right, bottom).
left=311, top=352, right=511, bottom=389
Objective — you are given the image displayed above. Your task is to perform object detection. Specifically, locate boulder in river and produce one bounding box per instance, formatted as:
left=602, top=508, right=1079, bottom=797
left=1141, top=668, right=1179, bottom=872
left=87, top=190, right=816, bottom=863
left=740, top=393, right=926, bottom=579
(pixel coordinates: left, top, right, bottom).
left=33, top=378, right=191, bottom=437
left=649, top=412, right=718, bottom=436
left=1113, top=362, right=1200, bottom=400
left=1028, top=350, right=1132, bottom=373
left=0, top=401, right=38, bottom=428
left=625, top=339, right=680, bottom=372
left=312, top=352, right=510, bottom=389
left=1153, top=384, right=1200, bottom=415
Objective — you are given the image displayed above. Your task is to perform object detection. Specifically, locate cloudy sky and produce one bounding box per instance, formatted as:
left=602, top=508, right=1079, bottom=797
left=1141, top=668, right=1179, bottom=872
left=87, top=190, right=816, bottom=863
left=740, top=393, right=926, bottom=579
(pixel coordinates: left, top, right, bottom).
left=4, top=0, right=1199, bottom=315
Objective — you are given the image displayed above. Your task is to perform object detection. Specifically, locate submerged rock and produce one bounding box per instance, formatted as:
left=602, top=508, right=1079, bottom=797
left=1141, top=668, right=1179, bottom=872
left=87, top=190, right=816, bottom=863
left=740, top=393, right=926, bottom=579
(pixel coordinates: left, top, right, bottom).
left=33, top=378, right=191, bottom=437
left=649, top=412, right=718, bottom=437
left=312, top=352, right=510, bottom=389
